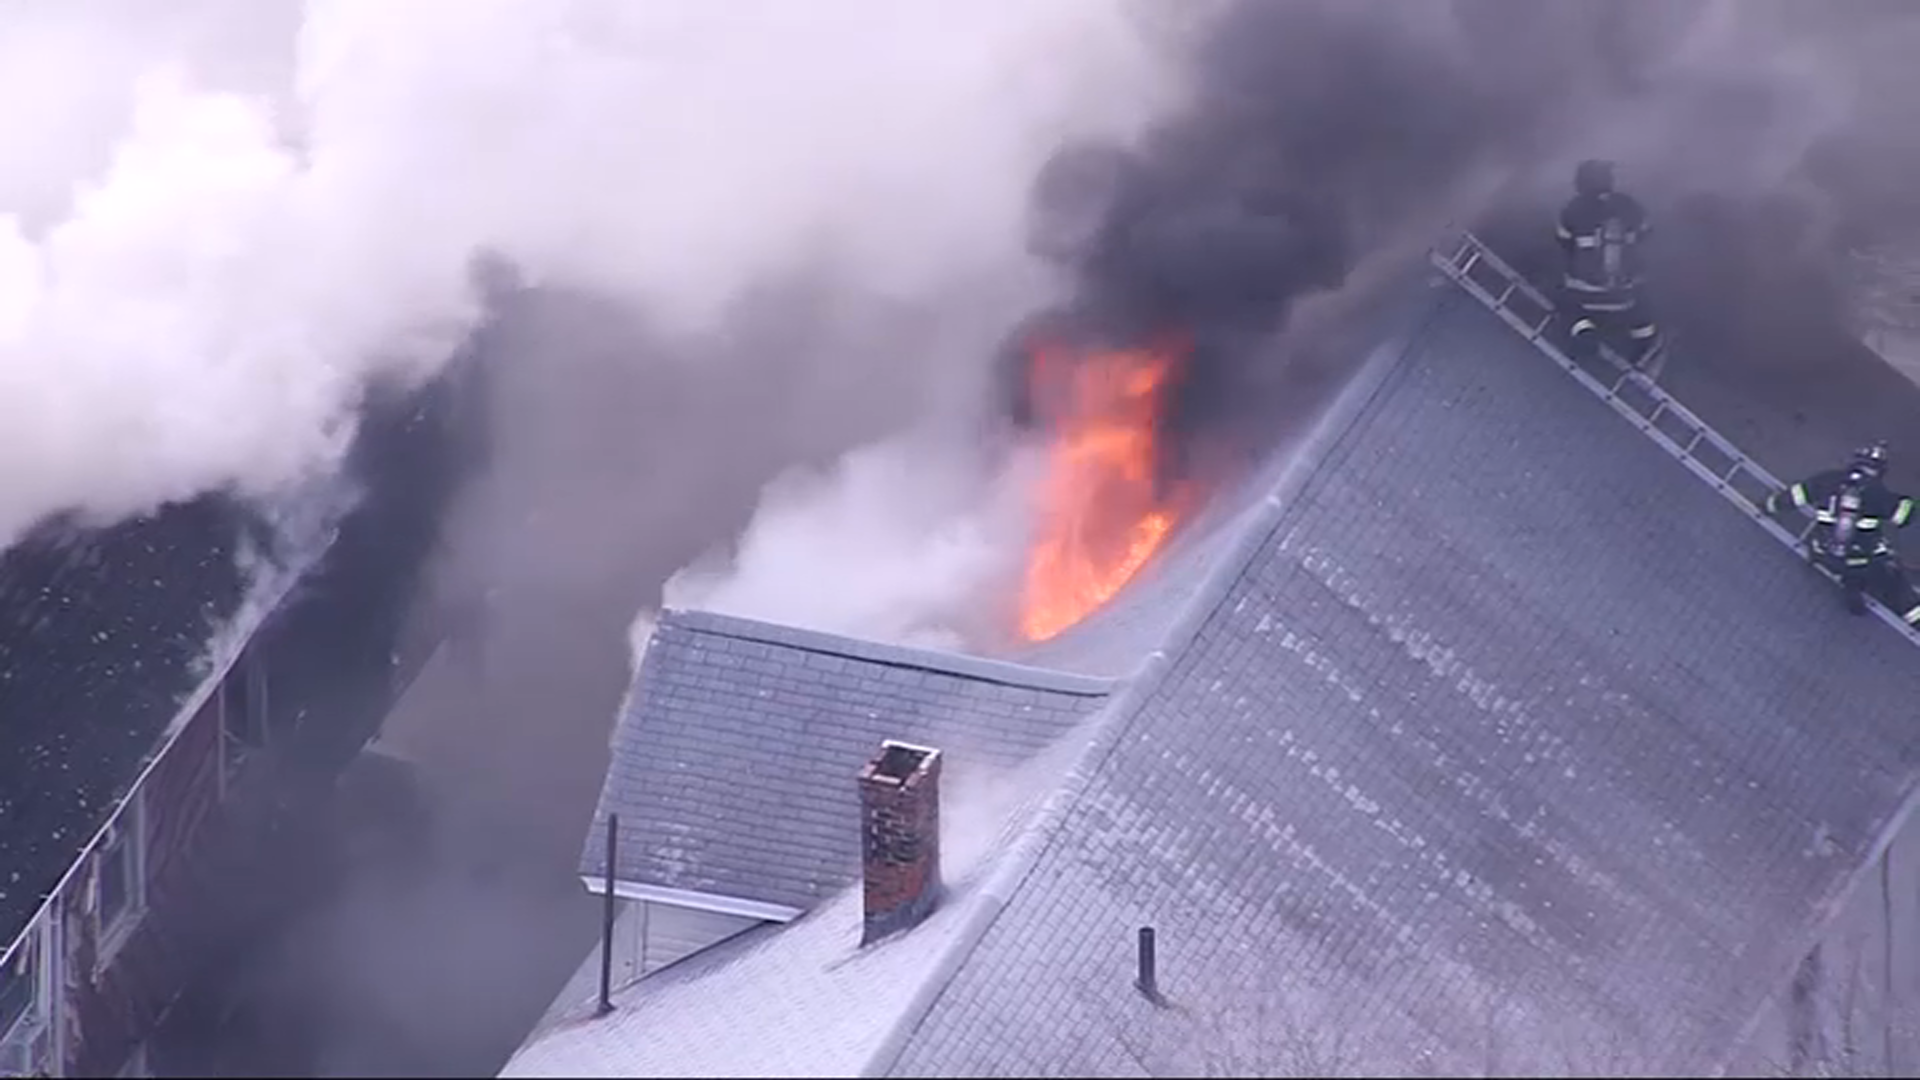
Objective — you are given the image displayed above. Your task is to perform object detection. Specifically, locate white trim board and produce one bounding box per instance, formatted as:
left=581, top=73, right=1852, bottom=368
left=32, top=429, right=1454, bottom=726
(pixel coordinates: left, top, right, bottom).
left=578, top=877, right=803, bottom=924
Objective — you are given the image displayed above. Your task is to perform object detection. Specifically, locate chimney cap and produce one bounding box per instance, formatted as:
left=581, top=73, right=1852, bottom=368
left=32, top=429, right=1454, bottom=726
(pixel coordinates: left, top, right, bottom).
left=862, top=740, right=941, bottom=786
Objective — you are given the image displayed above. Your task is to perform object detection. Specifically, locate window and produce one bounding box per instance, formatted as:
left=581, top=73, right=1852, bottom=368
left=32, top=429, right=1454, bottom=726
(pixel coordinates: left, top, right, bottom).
left=93, top=795, right=146, bottom=966
left=222, top=651, right=271, bottom=790
left=0, top=919, right=51, bottom=1078
left=0, top=929, right=39, bottom=1043
left=223, top=651, right=271, bottom=751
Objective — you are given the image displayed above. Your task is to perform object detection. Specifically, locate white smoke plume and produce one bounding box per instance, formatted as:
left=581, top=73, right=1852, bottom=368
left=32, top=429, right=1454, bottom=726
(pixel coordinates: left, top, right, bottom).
left=0, top=0, right=1173, bottom=555
left=663, top=435, right=1044, bottom=651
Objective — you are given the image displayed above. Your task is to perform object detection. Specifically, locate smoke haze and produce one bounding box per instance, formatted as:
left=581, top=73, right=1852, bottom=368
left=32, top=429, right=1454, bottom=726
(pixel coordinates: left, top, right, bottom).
left=13, top=2, right=1920, bottom=1076
left=682, top=1, right=1920, bottom=653
left=0, top=2, right=1177, bottom=1074
left=0, top=0, right=1171, bottom=557
left=663, top=437, right=1041, bottom=652
left=18, top=0, right=1914, bottom=655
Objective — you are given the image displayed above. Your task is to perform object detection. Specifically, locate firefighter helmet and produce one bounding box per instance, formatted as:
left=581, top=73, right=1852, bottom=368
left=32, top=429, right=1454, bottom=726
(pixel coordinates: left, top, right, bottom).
left=1574, top=158, right=1616, bottom=197
left=1851, top=440, right=1890, bottom=477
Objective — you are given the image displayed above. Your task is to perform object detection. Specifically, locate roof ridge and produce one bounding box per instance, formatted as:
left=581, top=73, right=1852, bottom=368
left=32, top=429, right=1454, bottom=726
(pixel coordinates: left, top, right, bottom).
left=856, top=290, right=1451, bottom=1078
left=658, top=607, right=1119, bottom=697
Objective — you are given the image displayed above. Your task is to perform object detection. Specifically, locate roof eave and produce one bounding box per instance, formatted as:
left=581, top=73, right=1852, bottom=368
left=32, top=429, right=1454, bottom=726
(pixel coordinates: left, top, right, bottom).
left=580, top=876, right=806, bottom=924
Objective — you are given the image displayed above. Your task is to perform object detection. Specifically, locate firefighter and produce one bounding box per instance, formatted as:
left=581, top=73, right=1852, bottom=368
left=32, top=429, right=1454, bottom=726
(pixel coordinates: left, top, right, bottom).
left=1556, top=158, right=1662, bottom=367
left=1766, top=441, right=1920, bottom=624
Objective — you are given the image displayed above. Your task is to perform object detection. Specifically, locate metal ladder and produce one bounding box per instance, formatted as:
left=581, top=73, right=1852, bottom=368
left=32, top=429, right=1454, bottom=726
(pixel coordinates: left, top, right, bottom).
left=1429, top=230, right=1920, bottom=647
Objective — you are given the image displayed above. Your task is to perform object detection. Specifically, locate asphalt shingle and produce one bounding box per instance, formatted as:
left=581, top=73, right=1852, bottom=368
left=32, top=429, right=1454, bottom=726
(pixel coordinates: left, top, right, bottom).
left=891, top=290, right=1920, bottom=1076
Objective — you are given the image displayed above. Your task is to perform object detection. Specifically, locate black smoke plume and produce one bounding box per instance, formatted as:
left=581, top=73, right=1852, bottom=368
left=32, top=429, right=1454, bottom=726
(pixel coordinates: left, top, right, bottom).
left=1010, top=0, right=1920, bottom=492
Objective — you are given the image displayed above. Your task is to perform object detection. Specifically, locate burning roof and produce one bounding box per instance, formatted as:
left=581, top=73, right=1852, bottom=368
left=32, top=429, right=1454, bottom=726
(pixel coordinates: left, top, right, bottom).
left=1017, top=331, right=1196, bottom=642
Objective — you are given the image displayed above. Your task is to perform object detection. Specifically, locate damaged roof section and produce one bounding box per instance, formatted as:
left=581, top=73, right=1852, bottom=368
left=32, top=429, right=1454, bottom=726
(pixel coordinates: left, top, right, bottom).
left=582, top=609, right=1116, bottom=917
left=1010, top=486, right=1254, bottom=681
left=0, top=499, right=250, bottom=946
left=515, top=277, right=1920, bottom=1078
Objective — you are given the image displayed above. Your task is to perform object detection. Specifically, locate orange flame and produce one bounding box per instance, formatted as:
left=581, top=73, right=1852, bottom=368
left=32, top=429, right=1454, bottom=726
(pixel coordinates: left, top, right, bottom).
left=1020, top=334, right=1189, bottom=642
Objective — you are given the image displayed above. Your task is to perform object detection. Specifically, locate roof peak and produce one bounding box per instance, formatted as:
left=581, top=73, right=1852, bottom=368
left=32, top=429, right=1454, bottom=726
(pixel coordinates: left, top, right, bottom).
left=655, top=607, right=1118, bottom=698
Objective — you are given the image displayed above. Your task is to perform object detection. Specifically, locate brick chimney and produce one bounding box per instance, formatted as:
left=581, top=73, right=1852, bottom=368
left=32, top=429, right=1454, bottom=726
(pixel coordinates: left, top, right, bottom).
left=858, top=740, right=944, bottom=945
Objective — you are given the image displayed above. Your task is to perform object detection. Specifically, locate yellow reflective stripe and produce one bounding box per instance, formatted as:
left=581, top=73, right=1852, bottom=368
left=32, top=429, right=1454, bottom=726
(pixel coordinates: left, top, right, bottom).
left=1573, top=235, right=1601, bottom=248
left=1816, top=511, right=1836, bottom=523
left=1858, top=517, right=1882, bottom=529
left=1897, top=499, right=1915, bottom=526
left=1556, top=222, right=1574, bottom=240
left=1791, top=483, right=1809, bottom=507
left=1847, top=557, right=1874, bottom=566
left=1905, top=605, right=1920, bottom=626
left=1627, top=323, right=1659, bottom=340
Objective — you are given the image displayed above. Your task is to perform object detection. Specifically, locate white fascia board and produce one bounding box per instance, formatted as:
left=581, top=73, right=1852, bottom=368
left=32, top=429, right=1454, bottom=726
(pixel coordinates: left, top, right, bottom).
left=578, top=876, right=804, bottom=924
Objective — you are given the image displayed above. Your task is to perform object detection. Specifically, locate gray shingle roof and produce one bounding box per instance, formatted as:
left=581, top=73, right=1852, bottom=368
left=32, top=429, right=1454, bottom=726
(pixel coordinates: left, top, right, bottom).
left=887, top=289, right=1920, bottom=1076
left=513, top=278, right=1920, bottom=1078
left=514, top=724, right=1094, bottom=1078
left=583, top=610, right=1115, bottom=913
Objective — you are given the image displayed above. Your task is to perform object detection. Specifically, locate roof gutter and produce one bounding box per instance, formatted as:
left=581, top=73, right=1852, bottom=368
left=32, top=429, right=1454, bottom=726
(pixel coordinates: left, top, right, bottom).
left=858, top=283, right=1450, bottom=1079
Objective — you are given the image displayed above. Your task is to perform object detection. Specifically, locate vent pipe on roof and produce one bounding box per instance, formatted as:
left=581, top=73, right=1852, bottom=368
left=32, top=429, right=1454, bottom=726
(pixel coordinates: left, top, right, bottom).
left=1135, top=925, right=1165, bottom=1006
left=858, top=740, right=944, bottom=945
